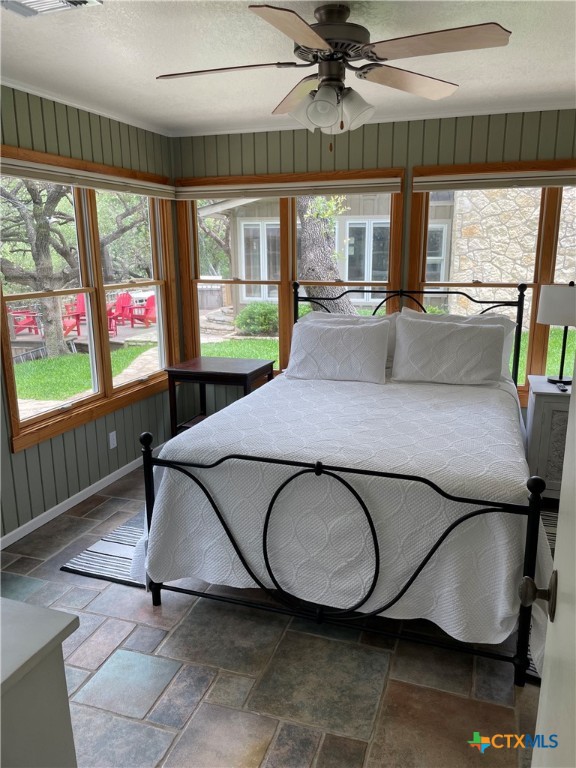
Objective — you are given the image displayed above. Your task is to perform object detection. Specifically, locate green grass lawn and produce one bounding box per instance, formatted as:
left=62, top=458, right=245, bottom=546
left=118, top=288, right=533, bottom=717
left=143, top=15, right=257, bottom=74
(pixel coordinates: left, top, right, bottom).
left=201, top=338, right=279, bottom=363
left=15, top=344, right=154, bottom=400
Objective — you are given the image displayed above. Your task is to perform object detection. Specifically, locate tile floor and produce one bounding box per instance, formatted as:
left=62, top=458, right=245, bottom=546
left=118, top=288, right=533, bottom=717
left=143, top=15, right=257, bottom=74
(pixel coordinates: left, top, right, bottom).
left=1, top=469, right=540, bottom=768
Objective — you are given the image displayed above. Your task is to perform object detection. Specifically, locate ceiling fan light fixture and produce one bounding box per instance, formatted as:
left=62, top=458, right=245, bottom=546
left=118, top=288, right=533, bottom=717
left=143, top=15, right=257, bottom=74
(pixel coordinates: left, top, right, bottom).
left=306, top=84, right=340, bottom=127
left=289, top=93, right=317, bottom=132
left=343, top=89, right=375, bottom=131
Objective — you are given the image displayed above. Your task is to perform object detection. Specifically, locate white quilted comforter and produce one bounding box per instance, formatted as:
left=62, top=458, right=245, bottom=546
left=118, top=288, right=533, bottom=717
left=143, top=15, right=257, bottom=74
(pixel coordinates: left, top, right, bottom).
left=132, top=375, right=552, bottom=670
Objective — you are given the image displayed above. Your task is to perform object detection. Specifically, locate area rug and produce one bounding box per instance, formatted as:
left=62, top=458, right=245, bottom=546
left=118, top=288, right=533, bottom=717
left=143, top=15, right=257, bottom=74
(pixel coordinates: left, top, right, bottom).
left=61, top=511, right=146, bottom=588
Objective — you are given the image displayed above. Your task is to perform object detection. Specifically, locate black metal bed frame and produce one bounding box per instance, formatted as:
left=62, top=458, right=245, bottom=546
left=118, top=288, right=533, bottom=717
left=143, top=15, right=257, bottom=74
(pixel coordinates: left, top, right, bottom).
left=141, top=282, right=546, bottom=687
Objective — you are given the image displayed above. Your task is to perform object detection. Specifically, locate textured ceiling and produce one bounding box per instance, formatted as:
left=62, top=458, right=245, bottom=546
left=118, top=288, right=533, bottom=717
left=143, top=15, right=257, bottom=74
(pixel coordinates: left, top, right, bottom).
left=1, top=0, right=575, bottom=137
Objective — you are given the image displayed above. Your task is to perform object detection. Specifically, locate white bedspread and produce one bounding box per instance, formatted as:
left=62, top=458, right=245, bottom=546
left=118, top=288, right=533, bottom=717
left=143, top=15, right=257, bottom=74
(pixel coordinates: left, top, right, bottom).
left=132, top=376, right=552, bottom=670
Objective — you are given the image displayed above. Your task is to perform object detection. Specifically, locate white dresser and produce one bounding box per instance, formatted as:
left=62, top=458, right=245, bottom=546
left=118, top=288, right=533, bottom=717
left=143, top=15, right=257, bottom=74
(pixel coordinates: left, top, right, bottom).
left=526, top=375, right=571, bottom=499
left=1, top=598, right=79, bottom=768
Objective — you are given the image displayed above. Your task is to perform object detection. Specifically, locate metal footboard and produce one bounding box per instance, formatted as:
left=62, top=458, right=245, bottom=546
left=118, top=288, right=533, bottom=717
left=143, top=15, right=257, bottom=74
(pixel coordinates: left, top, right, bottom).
left=140, top=432, right=547, bottom=687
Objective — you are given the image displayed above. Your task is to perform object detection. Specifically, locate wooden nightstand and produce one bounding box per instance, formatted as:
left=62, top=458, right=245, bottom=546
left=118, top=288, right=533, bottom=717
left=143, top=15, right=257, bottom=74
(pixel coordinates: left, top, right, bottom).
left=165, top=357, right=275, bottom=437
left=526, top=375, right=571, bottom=499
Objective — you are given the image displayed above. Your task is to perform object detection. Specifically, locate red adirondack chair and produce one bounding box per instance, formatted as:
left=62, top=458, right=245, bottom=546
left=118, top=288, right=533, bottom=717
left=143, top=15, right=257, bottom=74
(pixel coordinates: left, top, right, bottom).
left=9, top=308, right=41, bottom=335
left=109, top=292, right=133, bottom=325
left=128, top=295, right=156, bottom=328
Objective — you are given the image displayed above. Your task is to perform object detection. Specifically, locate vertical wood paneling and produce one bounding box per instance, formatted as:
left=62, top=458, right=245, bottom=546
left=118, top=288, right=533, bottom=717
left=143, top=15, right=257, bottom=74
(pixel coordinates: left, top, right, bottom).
left=100, top=117, right=113, bottom=166
left=280, top=131, right=294, bottom=173
left=407, top=120, right=425, bottom=167
left=41, top=98, right=59, bottom=154
left=306, top=129, right=322, bottom=172
left=54, top=101, right=71, bottom=156
left=422, top=119, right=440, bottom=165
left=503, top=112, right=523, bottom=161
left=191, top=136, right=206, bottom=176
left=1, top=87, right=18, bottom=146
left=267, top=131, right=281, bottom=173
left=78, top=109, right=93, bottom=161
left=74, top=424, right=91, bottom=489
left=362, top=124, right=378, bottom=168
left=376, top=123, right=394, bottom=168
left=254, top=133, right=268, bottom=173
left=229, top=134, right=243, bottom=175
left=320, top=133, right=336, bottom=171
left=348, top=126, right=363, bottom=169
left=1, top=388, right=19, bottom=533
left=28, top=94, right=46, bottom=152
left=38, top=441, right=57, bottom=511
left=555, top=110, right=576, bottom=157
left=470, top=115, right=490, bottom=163
left=204, top=135, right=219, bottom=176
left=109, top=120, right=123, bottom=167
left=177, top=137, right=190, bottom=177
left=334, top=131, right=349, bottom=170
left=63, top=431, right=79, bottom=497
left=14, top=90, right=32, bottom=149
left=438, top=117, right=456, bottom=165
left=89, top=113, right=103, bottom=164
left=453, top=116, right=473, bottom=163
left=25, top=446, right=44, bottom=518
left=216, top=134, right=230, bottom=175
left=521, top=112, right=541, bottom=160
left=392, top=121, right=409, bottom=167
left=67, top=106, right=83, bottom=159
left=137, top=128, right=148, bottom=173
left=293, top=130, right=308, bottom=173
left=241, top=133, right=255, bottom=174
left=538, top=111, right=559, bottom=160
left=49, top=434, right=69, bottom=504
left=128, top=125, right=140, bottom=169
left=119, top=122, right=131, bottom=167
left=486, top=114, right=506, bottom=162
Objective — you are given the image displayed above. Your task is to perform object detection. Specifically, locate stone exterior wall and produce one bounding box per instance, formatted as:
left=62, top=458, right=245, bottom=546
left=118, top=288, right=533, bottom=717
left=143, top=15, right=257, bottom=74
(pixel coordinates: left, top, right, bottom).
left=555, top=186, right=576, bottom=282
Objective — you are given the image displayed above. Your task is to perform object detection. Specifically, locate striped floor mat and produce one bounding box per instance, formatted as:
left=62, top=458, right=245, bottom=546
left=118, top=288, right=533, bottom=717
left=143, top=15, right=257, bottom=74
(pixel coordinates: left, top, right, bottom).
left=61, top=512, right=145, bottom=588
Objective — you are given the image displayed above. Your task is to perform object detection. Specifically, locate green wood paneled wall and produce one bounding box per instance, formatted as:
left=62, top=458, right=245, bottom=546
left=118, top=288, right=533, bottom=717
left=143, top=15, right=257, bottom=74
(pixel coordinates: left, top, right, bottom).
left=1, top=86, right=575, bottom=537
left=0, top=86, right=172, bottom=178
left=172, top=110, right=576, bottom=177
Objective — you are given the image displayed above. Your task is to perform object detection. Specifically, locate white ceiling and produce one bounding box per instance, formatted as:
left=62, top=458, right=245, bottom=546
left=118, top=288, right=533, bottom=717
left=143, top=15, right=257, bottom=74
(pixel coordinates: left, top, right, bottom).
left=1, top=0, right=575, bottom=137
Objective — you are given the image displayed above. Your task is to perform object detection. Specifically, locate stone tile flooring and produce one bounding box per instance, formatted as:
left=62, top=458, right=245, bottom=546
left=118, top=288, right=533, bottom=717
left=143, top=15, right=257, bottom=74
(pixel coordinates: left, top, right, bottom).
left=1, top=469, right=540, bottom=768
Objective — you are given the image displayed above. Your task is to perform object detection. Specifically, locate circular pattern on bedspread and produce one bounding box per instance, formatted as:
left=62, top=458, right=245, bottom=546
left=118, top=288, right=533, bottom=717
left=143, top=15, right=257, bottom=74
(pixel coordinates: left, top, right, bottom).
left=264, top=470, right=378, bottom=611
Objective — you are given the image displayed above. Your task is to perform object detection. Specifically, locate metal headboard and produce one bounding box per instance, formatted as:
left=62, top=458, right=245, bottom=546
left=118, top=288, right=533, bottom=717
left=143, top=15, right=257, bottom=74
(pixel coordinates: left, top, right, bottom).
left=292, top=282, right=527, bottom=386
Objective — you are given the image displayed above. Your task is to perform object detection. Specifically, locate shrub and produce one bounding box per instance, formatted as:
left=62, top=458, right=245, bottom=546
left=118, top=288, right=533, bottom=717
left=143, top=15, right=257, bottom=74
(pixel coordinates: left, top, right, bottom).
left=236, top=302, right=278, bottom=335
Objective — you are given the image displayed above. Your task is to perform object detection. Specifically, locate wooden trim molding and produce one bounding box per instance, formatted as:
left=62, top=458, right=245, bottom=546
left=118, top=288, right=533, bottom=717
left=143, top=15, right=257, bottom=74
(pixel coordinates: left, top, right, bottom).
left=1, top=145, right=171, bottom=186
left=176, top=168, right=405, bottom=188
left=407, top=192, right=428, bottom=293
left=413, top=158, right=576, bottom=178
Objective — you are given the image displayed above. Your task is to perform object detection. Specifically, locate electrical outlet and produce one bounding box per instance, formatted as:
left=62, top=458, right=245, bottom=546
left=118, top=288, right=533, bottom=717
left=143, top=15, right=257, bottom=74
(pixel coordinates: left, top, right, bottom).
left=108, top=430, right=117, bottom=449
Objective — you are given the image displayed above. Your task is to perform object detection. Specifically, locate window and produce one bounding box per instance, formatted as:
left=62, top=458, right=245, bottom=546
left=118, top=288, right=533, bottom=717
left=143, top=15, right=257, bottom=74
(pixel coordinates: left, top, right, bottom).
left=411, top=170, right=576, bottom=398
left=1, top=174, right=172, bottom=448
left=187, top=182, right=403, bottom=371
left=195, top=198, right=282, bottom=365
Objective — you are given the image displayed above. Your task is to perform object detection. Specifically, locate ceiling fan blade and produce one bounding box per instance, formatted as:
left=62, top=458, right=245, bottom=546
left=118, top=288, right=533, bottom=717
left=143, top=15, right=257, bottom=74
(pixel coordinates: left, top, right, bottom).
left=157, top=61, right=298, bottom=80
left=272, top=74, right=318, bottom=114
left=368, top=23, right=511, bottom=61
left=359, top=65, right=458, bottom=100
left=249, top=4, right=332, bottom=52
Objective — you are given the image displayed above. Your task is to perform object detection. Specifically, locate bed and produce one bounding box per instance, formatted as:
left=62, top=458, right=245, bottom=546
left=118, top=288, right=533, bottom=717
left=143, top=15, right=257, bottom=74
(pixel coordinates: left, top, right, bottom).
left=132, top=284, right=554, bottom=684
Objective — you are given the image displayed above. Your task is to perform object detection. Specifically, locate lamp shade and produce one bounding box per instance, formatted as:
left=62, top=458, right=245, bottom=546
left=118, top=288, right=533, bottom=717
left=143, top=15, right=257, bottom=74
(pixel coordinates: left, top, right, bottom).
left=537, top=285, right=576, bottom=327
left=342, top=89, right=375, bottom=131
left=306, top=85, right=339, bottom=128
left=290, top=93, right=317, bottom=133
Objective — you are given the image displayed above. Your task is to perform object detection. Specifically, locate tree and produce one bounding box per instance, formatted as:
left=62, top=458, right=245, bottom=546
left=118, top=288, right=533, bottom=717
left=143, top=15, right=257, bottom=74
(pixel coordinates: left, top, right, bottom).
left=1, top=179, right=149, bottom=356
left=296, top=195, right=356, bottom=314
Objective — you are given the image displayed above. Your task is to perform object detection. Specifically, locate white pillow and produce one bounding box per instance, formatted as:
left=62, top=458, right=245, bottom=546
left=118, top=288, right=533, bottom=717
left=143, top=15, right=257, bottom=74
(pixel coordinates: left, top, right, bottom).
left=401, top=307, right=516, bottom=379
left=285, top=320, right=390, bottom=384
left=299, top=311, right=398, bottom=366
left=392, top=314, right=504, bottom=385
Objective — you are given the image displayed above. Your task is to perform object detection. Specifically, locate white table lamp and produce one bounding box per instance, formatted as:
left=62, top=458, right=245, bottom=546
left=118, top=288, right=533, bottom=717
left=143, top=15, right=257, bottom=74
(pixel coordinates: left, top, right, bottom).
left=537, top=281, right=576, bottom=385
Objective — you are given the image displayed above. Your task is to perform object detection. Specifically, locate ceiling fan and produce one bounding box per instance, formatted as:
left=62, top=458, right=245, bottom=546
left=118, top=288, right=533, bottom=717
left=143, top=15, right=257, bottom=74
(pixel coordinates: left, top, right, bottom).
left=157, top=3, right=511, bottom=133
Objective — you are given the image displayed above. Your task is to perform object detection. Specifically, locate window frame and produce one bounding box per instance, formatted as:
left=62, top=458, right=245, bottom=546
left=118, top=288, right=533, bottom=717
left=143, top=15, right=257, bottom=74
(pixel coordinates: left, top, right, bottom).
left=1, top=151, right=177, bottom=452
left=180, top=170, right=404, bottom=372
left=409, top=160, right=576, bottom=406
left=239, top=219, right=282, bottom=302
